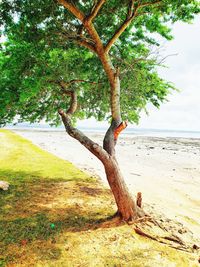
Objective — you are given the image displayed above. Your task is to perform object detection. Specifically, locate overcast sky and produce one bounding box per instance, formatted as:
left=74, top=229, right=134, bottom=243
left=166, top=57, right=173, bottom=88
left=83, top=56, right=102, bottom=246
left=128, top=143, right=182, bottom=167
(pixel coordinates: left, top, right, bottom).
left=78, top=16, right=200, bottom=131
left=138, top=16, right=200, bottom=131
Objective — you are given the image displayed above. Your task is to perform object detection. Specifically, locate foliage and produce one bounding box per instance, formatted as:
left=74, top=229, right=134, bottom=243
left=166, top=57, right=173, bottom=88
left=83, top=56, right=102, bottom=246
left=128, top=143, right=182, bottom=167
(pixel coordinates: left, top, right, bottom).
left=0, top=0, right=199, bottom=125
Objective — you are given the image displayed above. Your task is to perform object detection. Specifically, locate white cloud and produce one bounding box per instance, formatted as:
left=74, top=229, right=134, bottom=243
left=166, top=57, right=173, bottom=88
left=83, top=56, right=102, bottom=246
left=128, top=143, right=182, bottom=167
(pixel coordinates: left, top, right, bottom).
left=138, top=16, right=200, bottom=131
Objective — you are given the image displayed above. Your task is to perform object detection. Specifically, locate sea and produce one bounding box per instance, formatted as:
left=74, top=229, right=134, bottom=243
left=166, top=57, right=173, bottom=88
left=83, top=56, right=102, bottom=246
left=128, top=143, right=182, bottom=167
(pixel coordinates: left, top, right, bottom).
left=4, top=123, right=200, bottom=139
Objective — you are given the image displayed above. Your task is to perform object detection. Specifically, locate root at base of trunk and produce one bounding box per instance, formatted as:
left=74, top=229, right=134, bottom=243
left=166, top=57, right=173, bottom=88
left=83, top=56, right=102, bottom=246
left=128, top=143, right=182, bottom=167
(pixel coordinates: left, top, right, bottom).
left=133, top=225, right=195, bottom=253
left=130, top=214, right=199, bottom=254
left=108, top=209, right=198, bottom=254
left=117, top=206, right=148, bottom=223
left=115, top=193, right=146, bottom=222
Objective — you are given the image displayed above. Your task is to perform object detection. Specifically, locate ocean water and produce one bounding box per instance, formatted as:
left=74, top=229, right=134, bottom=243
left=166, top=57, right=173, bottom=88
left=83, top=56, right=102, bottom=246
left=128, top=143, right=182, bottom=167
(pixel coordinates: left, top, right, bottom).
left=5, top=123, right=200, bottom=139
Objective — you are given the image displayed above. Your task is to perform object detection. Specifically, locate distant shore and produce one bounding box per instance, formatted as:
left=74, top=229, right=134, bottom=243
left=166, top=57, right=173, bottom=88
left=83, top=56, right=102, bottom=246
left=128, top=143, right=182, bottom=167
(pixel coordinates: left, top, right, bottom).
left=5, top=123, right=200, bottom=138
left=12, top=128, right=200, bottom=241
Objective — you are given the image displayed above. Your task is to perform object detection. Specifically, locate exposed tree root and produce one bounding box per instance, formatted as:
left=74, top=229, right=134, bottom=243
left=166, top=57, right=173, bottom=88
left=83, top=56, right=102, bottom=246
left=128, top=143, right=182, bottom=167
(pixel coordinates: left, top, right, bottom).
left=134, top=221, right=200, bottom=255
left=149, top=217, right=168, bottom=231
left=114, top=203, right=199, bottom=256
left=163, top=234, right=185, bottom=245
left=134, top=226, right=157, bottom=241
left=123, top=204, right=200, bottom=254
left=127, top=216, right=152, bottom=225
left=106, top=208, right=199, bottom=257
left=133, top=226, right=194, bottom=253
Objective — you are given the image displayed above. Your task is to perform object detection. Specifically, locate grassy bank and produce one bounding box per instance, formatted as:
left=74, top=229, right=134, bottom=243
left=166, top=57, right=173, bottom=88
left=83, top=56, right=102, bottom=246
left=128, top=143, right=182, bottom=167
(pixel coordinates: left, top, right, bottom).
left=0, top=129, right=198, bottom=266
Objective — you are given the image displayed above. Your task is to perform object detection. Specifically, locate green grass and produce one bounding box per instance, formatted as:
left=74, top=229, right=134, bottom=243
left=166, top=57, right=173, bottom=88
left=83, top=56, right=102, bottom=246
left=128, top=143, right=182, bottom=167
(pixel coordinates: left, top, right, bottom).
left=0, top=129, right=98, bottom=245
left=0, top=129, right=199, bottom=267
left=0, top=129, right=93, bottom=183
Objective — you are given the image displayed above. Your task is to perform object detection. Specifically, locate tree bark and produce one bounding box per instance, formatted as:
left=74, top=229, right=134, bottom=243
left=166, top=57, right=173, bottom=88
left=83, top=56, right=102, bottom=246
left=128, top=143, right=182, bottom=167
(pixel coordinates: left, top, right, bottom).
left=98, top=52, right=139, bottom=220
left=59, top=105, right=139, bottom=221
left=102, top=119, right=138, bottom=220
left=60, top=108, right=138, bottom=221
left=57, top=1, right=141, bottom=221
left=104, top=156, right=138, bottom=221
left=58, top=53, right=139, bottom=221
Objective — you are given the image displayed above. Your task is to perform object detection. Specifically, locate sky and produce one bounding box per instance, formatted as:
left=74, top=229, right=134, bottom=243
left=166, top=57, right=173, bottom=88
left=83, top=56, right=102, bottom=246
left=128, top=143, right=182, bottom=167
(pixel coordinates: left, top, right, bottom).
left=78, top=16, right=200, bottom=131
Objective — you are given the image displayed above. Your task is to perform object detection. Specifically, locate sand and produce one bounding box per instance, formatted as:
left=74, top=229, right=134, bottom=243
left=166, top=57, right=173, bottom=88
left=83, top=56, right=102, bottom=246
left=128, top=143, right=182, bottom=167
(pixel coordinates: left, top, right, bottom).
left=13, top=129, right=200, bottom=240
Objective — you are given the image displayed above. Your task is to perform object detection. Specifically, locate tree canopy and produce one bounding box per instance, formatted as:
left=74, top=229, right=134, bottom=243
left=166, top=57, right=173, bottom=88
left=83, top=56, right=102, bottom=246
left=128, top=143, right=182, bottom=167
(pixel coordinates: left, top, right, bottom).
left=0, top=0, right=199, bottom=126
left=1, top=0, right=200, bottom=222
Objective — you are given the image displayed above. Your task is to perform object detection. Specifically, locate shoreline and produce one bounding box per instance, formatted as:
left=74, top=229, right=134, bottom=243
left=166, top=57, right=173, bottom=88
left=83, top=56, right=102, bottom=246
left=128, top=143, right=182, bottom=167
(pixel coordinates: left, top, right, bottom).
left=11, top=129, right=200, bottom=241
left=5, top=125, right=200, bottom=139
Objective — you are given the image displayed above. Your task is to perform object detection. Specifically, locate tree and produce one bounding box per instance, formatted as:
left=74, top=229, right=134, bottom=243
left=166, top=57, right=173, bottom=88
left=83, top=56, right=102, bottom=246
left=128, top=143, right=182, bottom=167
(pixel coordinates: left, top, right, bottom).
left=0, top=0, right=199, bottom=221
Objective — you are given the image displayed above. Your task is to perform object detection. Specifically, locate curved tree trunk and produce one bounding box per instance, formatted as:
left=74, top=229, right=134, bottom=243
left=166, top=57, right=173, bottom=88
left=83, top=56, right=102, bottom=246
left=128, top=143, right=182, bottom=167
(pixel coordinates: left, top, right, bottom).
left=58, top=50, right=140, bottom=221
left=99, top=52, right=139, bottom=220
left=60, top=122, right=139, bottom=221
left=102, top=120, right=138, bottom=220
left=103, top=156, right=138, bottom=221
left=57, top=1, right=141, bottom=221
left=59, top=105, right=139, bottom=221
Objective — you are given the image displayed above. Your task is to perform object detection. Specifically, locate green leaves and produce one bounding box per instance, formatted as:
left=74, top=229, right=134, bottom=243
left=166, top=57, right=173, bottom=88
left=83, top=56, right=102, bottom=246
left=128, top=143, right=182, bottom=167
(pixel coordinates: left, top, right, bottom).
left=0, top=0, right=199, bottom=126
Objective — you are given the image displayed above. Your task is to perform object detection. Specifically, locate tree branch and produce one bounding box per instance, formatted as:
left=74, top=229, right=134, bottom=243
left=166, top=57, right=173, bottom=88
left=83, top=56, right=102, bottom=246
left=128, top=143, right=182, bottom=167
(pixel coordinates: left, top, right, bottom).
left=84, top=23, right=104, bottom=53
left=58, top=102, right=109, bottom=164
left=57, top=0, right=85, bottom=22
left=54, top=81, right=77, bottom=114
left=105, top=3, right=139, bottom=54
left=58, top=79, right=100, bottom=87
left=105, top=19, right=133, bottom=54
left=105, top=0, right=162, bottom=54
left=138, top=0, right=161, bottom=9
left=54, top=79, right=100, bottom=113
left=76, top=39, right=96, bottom=52
left=58, top=0, right=104, bottom=54
left=86, top=0, right=106, bottom=23
left=65, top=90, right=77, bottom=115
left=57, top=0, right=122, bottom=126
left=57, top=78, right=110, bottom=164
left=57, top=30, right=96, bottom=53
left=127, top=0, right=135, bottom=19
left=59, top=109, right=110, bottom=163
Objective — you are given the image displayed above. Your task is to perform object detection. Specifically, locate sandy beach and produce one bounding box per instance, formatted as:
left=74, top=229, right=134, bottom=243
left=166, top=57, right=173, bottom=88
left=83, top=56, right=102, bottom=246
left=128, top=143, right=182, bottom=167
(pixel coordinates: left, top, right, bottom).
left=13, top=129, right=200, bottom=241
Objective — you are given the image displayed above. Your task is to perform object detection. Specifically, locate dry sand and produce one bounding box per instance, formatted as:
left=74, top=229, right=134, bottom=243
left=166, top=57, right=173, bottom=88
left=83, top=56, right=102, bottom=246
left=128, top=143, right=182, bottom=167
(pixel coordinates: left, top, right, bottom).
left=13, top=129, right=200, bottom=241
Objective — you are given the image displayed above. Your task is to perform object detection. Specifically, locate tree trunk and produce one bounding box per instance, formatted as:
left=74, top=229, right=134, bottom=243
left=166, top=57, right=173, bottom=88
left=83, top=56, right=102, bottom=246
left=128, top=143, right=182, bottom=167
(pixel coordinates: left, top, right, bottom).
left=58, top=39, right=140, bottom=221
left=103, top=156, right=138, bottom=221
left=59, top=109, right=139, bottom=221
left=102, top=121, right=138, bottom=220
left=98, top=53, right=139, bottom=220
